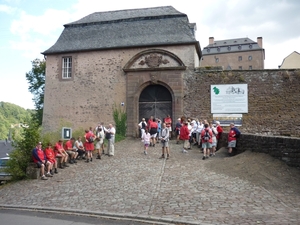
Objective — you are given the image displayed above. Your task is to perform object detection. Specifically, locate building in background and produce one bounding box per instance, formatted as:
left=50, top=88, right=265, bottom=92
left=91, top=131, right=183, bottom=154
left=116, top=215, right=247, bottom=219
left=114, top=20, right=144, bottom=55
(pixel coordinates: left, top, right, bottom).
left=279, top=51, right=300, bottom=69
left=201, top=37, right=265, bottom=70
left=42, top=6, right=201, bottom=136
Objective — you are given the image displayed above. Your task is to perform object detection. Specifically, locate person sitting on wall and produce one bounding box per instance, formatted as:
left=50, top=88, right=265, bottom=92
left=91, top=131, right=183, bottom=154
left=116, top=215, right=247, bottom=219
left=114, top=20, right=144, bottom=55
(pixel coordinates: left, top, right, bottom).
left=44, top=142, right=58, bottom=175
left=54, top=139, right=69, bottom=168
left=75, top=136, right=86, bottom=160
left=32, top=142, right=53, bottom=180
left=64, top=137, right=78, bottom=164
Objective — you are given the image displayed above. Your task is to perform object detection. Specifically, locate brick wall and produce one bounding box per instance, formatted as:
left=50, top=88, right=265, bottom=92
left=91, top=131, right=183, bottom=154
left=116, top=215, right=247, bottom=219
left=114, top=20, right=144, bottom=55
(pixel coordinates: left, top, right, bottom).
left=184, top=68, right=300, bottom=137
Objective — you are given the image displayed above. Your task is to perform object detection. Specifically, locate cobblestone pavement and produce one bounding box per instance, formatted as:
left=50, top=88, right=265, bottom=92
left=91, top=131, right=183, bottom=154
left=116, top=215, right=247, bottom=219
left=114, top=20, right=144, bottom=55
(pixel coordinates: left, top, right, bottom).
left=0, top=138, right=299, bottom=224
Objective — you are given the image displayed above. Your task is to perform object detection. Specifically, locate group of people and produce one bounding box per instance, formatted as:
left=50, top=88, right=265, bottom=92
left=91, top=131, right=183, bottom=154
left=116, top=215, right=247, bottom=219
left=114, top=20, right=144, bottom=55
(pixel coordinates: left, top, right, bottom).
left=139, top=115, right=241, bottom=160
left=32, top=123, right=116, bottom=180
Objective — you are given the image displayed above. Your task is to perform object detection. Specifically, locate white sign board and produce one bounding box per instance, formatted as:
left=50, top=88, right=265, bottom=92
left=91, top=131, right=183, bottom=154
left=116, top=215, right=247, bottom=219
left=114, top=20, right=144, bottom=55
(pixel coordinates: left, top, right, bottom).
left=211, top=84, right=248, bottom=113
left=62, top=127, right=72, bottom=140
left=213, top=114, right=242, bottom=126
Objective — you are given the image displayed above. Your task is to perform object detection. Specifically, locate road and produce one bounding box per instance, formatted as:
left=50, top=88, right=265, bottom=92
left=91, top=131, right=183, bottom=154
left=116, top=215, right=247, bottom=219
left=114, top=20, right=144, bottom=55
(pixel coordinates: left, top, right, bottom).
left=0, top=208, right=156, bottom=225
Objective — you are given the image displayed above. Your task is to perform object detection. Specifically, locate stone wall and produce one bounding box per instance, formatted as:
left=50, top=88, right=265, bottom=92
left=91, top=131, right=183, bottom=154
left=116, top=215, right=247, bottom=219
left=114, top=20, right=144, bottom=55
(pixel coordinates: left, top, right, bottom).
left=184, top=68, right=300, bottom=137
left=218, top=133, right=300, bottom=168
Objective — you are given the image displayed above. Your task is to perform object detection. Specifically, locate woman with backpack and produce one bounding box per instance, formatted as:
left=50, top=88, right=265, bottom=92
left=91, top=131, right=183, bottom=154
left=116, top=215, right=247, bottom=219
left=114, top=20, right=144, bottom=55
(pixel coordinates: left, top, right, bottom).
left=84, top=129, right=95, bottom=163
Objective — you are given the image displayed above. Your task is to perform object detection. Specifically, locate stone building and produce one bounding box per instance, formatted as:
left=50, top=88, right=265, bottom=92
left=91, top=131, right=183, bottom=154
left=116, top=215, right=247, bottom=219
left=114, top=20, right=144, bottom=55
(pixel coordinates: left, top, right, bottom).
left=201, top=37, right=265, bottom=70
left=279, top=51, right=300, bottom=69
left=42, top=6, right=201, bottom=136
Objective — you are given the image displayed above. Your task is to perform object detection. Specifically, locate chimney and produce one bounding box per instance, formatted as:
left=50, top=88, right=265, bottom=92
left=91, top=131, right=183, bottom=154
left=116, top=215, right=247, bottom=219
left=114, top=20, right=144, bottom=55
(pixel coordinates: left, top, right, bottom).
left=209, top=37, right=214, bottom=45
left=257, top=37, right=263, bottom=48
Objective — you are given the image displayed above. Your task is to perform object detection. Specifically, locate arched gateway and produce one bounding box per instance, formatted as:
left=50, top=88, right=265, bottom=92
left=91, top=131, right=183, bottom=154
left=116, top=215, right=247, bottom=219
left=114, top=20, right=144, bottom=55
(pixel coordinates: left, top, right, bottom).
left=139, top=84, right=172, bottom=123
left=124, top=49, right=187, bottom=137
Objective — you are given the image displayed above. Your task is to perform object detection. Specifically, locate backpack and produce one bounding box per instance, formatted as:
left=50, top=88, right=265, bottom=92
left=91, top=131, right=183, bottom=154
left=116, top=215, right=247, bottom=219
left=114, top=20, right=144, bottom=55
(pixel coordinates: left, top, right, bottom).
left=203, top=129, right=211, bottom=141
left=88, top=135, right=94, bottom=143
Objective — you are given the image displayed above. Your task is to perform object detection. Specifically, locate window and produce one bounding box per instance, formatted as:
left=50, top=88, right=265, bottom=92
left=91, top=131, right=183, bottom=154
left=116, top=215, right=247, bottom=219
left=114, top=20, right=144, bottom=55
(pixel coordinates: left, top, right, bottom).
left=62, top=57, right=72, bottom=79
left=238, top=56, right=242, bottom=61
left=227, top=46, right=231, bottom=51
left=215, top=58, right=219, bottom=63
left=249, top=44, right=253, bottom=49
left=206, top=48, right=210, bottom=53
left=217, top=47, right=220, bottom=52
left=248, top=55, right=252, bottom=61
left=238, top=45, right=242, bottom=50
left=249, top=65, right=252, bottom=70
left=239, top=66, right=242, bottom=70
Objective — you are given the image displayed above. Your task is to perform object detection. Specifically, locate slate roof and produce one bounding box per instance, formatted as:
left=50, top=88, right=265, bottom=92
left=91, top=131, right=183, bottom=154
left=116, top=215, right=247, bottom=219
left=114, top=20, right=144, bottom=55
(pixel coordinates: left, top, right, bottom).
left=202, top=37, right=263, bottom=55
left=42, top=6, right=200, bottom=55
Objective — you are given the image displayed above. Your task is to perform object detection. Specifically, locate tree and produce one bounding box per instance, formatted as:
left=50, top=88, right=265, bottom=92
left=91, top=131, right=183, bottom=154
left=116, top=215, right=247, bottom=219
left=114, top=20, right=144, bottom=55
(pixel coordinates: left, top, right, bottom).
left=26, top=58, right=46, bottom=125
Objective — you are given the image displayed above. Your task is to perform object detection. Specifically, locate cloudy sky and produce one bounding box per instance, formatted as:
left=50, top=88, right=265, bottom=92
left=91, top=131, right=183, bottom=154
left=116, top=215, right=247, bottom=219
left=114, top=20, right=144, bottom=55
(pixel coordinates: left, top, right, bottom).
left=1, top=0, right=299, bottom=109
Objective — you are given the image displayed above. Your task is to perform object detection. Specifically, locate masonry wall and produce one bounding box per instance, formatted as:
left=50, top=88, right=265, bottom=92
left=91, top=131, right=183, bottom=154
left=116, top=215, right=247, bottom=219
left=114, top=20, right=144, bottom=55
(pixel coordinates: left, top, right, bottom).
left=184, top=68, right=300, bottom=137
left=218, top=133, right=300, bottom=168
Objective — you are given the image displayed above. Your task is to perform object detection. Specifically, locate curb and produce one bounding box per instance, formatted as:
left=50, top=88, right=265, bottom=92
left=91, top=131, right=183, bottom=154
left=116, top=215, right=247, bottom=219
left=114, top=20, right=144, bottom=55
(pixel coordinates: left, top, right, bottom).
left=0, top=204, right=202, bottom=225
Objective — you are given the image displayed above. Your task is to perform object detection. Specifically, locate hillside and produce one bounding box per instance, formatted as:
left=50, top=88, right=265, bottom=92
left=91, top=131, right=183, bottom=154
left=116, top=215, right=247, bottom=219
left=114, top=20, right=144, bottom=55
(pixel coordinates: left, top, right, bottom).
left=0, top=102, right=33, bottom=140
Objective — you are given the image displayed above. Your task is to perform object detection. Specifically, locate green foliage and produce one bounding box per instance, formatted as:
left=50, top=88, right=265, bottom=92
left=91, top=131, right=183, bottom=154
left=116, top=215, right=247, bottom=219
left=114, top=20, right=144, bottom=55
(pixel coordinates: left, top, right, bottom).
left=0, top=102, right=32, bottom=140
left=6, top=118, right=41, bottom=180
left=26, top=58, right=46, bottom=125
left=113, top=104, right=127, bottom=137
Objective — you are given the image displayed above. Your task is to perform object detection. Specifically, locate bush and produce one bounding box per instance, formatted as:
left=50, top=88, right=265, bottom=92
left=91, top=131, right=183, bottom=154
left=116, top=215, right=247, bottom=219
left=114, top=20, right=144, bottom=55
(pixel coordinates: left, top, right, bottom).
left=6, top=118, right=41, bottom=180
left=113, top=104, right=127, bottom=137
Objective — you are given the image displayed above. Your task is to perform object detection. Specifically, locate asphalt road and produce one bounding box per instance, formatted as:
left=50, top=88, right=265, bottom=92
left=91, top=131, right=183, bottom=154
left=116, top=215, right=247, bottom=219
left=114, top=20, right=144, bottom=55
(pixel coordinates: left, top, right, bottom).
left=0, top=209, right=157, bottom=225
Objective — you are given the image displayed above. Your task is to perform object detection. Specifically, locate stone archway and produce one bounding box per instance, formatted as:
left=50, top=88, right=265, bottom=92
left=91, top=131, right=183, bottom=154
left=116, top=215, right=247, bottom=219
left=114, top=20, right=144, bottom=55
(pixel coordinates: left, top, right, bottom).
left=123, top=48, right=186, bottom=137
left=139, top=84, right=172, bottom=122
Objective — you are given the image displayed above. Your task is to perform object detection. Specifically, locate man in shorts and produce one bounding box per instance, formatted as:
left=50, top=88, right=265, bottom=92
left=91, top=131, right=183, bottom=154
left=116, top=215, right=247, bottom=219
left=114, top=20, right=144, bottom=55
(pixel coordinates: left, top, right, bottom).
left=201, top=123, right=213, bottom=160
left=32, top=142, right=53, bottom=180
left=159, top=123, right=170, bottom=159
left=64, top=137, right=78, bottom=164
left=164, top=114, right=172, bottom=139
left=228, top=123, right=241, bottom=156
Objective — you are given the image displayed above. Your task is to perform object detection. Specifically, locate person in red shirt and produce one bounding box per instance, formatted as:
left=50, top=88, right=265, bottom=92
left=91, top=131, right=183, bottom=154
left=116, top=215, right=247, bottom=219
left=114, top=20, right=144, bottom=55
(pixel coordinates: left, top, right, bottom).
left=32, top=142, right=52, bottom=180
left=44, top=142, right=58, bottom=174
left=54, top=140, right=69, bottom=169
left=84, top=129, right=95, bottom=162
left=164, top=114, right=172, bottom=139
left=64, top=137, right=78, bottom=164
left=215, top=121, right=223, bottom=150
left=228, top=123, right=241, bottom=156
left=180, top=121, right=189, bottom=153
left=149, top=118, right=158, bottom=147
left=201, top=123, right=213, bottom=160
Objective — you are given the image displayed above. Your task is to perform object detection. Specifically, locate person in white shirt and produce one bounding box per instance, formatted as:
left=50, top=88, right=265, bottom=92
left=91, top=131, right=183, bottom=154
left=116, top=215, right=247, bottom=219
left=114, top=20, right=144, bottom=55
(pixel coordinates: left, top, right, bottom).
left=209, top=122, right=218, bottom=156
left=95, top=126, right=105, bottom=159
left=105, top=124, right=116, bottom=156
left=196, top=120, right=204, bottom=147
left=138, top=118, right=147, bottom=138
left=141, top=129, right=151, bottom=155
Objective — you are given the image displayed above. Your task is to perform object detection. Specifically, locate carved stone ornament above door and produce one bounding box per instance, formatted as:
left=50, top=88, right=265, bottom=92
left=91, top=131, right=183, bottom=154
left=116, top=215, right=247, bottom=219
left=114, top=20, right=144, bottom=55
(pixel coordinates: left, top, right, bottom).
left=139, top=53, right=169, bottom=68
left=123, top=49, right=186, bottom=72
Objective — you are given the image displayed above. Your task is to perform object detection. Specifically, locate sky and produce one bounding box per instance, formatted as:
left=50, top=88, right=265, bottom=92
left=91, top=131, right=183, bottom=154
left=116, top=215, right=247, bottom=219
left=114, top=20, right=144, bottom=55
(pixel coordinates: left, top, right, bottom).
left=0, top=0, right=299, bottom=110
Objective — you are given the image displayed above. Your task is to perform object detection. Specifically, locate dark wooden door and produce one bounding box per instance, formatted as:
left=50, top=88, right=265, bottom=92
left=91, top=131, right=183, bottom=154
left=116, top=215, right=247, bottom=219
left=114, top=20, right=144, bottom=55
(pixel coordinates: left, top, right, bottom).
left=139, top=85, right=172, bottom=122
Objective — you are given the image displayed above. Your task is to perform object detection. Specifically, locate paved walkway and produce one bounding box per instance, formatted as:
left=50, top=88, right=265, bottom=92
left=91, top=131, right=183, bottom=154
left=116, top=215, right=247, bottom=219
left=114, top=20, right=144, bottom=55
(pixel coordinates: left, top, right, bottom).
left=0, top=138, right=299, bottom=225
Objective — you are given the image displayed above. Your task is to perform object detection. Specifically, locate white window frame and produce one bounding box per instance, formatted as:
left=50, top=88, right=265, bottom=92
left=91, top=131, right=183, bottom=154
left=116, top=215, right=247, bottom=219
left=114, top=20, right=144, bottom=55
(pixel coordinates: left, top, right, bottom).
left=62, top=57, right=72, bottom=79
